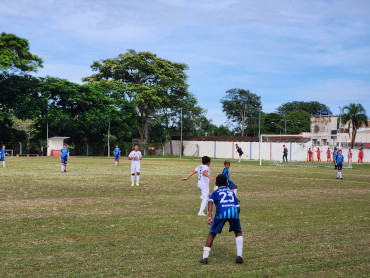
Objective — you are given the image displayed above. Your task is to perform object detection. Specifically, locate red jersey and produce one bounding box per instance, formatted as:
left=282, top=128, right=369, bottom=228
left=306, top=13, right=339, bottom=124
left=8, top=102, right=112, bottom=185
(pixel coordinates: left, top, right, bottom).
left=348, top=151, right=352, bottom=158
left=316, top=149, right=321, bottom=157
left=308, top=150, right=313, bottom=156
left=359, top=150, right=364, bottom=158
left=326, top=150, right=331, bottom=157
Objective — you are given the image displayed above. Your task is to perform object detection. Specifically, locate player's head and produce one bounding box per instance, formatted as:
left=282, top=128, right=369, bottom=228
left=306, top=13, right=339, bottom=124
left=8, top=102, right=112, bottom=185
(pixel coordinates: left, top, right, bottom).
left=283, top=145, right=285, bottom=147
left=349, top=148, right=351, bottom=151
left=317, top=147, right=319, bottom=149
left=2, top=144, right=5, bottom=148
left=309, top=148, right=311, bottom=150
left=215, top=174, right=227, bottom=187
left=334, top=147, right=337, bottom=151
left=202, top=156, right=211, bottom=165
left=115, top=144, right=118, bottom=148
left=63, top=143, right=67, bottom=148
left=338, top=149, right=342, bottom=154
left=133, top=144, right=139, bottom=151
left=224, top=160, right=230, bottom=168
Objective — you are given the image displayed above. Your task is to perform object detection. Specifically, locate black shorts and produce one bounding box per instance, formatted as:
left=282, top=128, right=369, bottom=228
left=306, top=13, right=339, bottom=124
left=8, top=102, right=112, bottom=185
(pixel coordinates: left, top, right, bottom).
left=337, top=164, right=343, bottom=170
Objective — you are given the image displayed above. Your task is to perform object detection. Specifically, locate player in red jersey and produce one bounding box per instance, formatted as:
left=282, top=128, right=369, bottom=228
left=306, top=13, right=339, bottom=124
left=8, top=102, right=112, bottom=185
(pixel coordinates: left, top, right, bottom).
left=315, top=147, right=321, bottom=162
left=308, top=148, right=313, bottom=162
left=358, top=148, right=364, bottom=163
left=326, top=148, right=331, bottom=162
left=348, top=149, right=352, bottom=164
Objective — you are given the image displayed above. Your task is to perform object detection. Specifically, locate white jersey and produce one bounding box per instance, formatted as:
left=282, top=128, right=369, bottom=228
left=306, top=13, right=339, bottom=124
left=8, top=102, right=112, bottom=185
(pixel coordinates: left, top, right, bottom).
left=129, top=151, right=142, bottom=164
left=195, top=165, right=210, bottom=186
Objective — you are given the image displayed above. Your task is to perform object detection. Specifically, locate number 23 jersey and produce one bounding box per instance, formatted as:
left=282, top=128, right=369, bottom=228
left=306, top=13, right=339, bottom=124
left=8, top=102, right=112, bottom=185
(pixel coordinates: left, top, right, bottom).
left=209, top=187, right=240, bottom=219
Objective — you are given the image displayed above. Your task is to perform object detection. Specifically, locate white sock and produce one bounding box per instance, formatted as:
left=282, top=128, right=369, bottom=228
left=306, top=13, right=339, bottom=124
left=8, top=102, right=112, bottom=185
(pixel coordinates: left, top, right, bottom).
left=115, top=161, right=117, bottom=166
left=340, top=172, right=342, bottom=178
left=238, top=158, right=241, bottom=162
left=203, top=247, right=211, bottom=259
left=3, top=161, right=5, bottom=167
left=61, top=165, right=64, bottom=172
left=235, top=236, right=243, bottom=257
left=136, top=175, right=140, bottom=184
left=199, top=199, right=208, bottom=214
left=233, top=189, right=237, bottom=196
left=131, top=175, right=135, bottom=184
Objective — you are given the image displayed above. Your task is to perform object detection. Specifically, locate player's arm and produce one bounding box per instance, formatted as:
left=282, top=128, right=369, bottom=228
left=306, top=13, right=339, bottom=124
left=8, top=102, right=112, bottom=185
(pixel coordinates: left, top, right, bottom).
left=202, top=170, right=214, bottom=181
left=182, top=170, right=196, bottom=181
left=207, top=200, right=213, bottom=225
left=128, top=155, right=136, bottom=160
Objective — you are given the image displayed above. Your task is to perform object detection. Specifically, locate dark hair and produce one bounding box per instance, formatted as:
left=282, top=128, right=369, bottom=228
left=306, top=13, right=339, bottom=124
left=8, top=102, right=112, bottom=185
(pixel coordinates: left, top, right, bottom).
left=134, top=143, right=139, bottom=147
left=216, top=174, right=228, bottom=187
left=224, top=160, right=230, bottom=165
left=202, top=156, right=211, bottom=165
left=63, top=143, right=67, bottom=146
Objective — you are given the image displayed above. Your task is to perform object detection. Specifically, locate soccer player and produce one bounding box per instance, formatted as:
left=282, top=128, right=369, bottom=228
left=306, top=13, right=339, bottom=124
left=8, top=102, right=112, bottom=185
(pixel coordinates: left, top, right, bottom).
left=113, top=145, right=121, bottom=166
left=198, top=174, right=243, bottom=265
left=315, top=147, right=321, bottom=162
left=348, top=148, right=352, bottom=166
left=0, top=145, right=9, bottom=168
left=335, top=149, right=344, bottom=180
left=222, top=160, right=237, bottom=196
left=182, top=156, right=214, bottom=216
left=60, top=143, right=70, bottom=173
left=308, top=148, right=313, bottom=162
left=358, top=148, right=364, bottom=164
left=333, top=148, right=338, bottom=169
left=283, top=145, right=288, bottom=163
left=326, top=148, right=331, bottom=162
left=128, top=144, right=142, bottom=186
left=235, top=144, right=248, bottom=163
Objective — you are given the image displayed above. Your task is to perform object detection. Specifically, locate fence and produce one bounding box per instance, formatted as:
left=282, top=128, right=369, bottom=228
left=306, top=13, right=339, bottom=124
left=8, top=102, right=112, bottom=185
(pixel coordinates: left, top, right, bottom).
left=164, top=140, right=370, bottom=162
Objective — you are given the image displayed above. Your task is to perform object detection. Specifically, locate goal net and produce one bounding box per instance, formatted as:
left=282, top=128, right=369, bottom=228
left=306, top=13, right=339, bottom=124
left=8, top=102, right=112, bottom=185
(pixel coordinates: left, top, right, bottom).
left=259, top=134, right=352, bottom=169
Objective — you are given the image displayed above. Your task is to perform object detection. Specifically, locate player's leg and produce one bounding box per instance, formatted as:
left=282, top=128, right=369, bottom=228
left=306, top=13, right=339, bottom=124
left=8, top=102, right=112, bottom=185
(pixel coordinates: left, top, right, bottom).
left=198, top=185, right=209, bottom=216
left=130, top=164, right=136, bottom=186
left=198, top=232, right=216, bottom=264
left=136, top=172, right=140, bottom=186
left=115, top=158, right=118, bottom=166
left=229, top=218, right=243, bottom=263
left=238, top=154, right=241, bottom=163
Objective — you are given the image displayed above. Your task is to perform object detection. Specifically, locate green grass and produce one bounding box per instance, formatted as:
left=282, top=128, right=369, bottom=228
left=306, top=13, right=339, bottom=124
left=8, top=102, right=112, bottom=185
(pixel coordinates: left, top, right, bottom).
left=0, top=157, right=369, bottom=277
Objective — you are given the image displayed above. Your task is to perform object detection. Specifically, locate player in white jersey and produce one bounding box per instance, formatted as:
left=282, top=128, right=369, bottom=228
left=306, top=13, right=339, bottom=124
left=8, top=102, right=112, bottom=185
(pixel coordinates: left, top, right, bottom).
left=128, top=144, right=142, bottom=186
left=182, top=156, right=214, bottom=216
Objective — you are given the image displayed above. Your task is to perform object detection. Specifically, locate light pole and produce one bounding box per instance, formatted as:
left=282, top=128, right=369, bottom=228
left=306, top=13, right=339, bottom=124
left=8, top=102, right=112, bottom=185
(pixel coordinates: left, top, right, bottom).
left=258, top=110, right=261, bottom=166
left=338, top=106, right=342, bottom=148
left=46, top=103, right=49, bottom=157
left=180, top=107, right=183, bottom=160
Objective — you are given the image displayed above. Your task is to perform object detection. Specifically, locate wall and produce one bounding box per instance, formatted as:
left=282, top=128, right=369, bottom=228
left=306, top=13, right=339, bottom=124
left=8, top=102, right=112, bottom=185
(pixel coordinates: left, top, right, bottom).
left=164, top=140, right=370, bottom=162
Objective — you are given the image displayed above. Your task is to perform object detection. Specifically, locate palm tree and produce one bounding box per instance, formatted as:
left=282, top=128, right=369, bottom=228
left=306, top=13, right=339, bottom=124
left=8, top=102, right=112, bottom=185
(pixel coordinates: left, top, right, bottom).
left=341, top=103, right=368, bottom=148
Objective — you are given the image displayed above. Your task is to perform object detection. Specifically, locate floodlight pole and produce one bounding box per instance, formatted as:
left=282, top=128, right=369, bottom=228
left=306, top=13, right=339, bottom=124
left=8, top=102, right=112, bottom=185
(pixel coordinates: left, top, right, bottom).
left=338, top=106, right=341, bottom=148
left=46, top=104, right=49, bottom=157
left=258, top=110, right=261, bottom=166
left=180, top=107, right=183, bottom=160
left=108, top=118, right=110, bottom=157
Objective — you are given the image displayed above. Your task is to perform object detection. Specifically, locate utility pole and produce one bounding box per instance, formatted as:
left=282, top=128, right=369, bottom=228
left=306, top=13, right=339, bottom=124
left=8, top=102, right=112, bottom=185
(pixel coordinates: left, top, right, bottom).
left=180, top=107, right=183, bottom=160
left=107, top=118, right=110, bottom=157
left=46, top=104, right=49, bottom=157
left=338, top=106, right=341, bottom=148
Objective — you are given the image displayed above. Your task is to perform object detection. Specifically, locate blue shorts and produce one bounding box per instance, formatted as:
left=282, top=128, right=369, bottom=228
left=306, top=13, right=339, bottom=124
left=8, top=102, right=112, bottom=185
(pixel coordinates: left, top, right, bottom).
left=210, top=217, right=241, bottom=234
left=227, top=180, right=237, bottom=190
left=0, top=157, right=4, bottom=162
left=115, top=155, right=120, bottom=160
left=61, top=158, right=68, bottom=164
left=337, top=164, right=343, bottom=170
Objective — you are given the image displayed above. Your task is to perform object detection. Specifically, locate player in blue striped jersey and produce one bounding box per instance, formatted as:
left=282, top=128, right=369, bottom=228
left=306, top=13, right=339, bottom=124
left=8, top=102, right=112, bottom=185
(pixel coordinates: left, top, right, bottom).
left=113, top=145, right=121, bottom=166
left=198, top=174, right=244, bottom=265
left=1, top=145, right=9, bottom=168
left=222, top=160, right=238, bottom=196
left=335, top=149, right=344, bottom=180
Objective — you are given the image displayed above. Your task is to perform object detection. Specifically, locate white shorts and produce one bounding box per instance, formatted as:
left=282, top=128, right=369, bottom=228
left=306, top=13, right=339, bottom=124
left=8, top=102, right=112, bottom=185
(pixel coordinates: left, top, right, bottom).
left=197, top=183, right=210, bottom=200
left=131, top=163, right=141, bottom=174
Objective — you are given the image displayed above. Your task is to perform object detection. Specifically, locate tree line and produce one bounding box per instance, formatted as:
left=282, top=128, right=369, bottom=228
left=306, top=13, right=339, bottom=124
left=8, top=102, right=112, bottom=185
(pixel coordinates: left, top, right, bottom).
left=1, top=32, right=366, bottom=154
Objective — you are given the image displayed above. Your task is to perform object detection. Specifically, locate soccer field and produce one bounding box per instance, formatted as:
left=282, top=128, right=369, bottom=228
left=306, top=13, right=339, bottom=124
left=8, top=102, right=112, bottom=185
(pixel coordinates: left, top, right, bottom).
left=1, top=157, right=369, bottom=277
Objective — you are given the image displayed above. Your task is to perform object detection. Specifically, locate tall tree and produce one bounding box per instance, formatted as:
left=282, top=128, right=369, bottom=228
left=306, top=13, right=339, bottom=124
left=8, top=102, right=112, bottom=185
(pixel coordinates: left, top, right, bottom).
left=83, top=50, right=191, bottom=142
left=0, top=32, right=43, bottom=73
left=283, top=111, right=310, bottom=134
left=341, top=103, right=368, bottom=148
left=276, top=101, right=331, bottom=116
left=221, top=89, right=262, bottom=137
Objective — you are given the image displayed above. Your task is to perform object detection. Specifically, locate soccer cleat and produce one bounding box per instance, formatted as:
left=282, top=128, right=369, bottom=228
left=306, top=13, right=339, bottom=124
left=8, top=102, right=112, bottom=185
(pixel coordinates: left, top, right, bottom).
left=336, top=177, right=339, bottom=180
left=236, top=256, right=243, bottom=264
left=198, top=212, right=207, bottom=216
left=340, top=178, right=343, bottom=180
left=198, top=258, right=208, bottom=264
left=131, top=183, right=135, bottom=187
left=136, top=183, right=140, bottom=186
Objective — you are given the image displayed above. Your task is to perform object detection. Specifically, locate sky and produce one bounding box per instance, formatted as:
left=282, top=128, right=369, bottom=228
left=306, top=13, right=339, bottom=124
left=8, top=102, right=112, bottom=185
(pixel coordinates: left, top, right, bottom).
left=1, top=0, right=369, bottom=125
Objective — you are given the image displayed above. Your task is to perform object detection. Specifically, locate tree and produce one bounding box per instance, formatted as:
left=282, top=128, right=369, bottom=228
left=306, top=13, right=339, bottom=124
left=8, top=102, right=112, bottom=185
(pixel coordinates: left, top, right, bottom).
left=0, top=32, right=43, bottom=73
left=283, top=111, right=311, bottom=134
left=341, top=103, right=368, bottom=148
left=260, top=113, right=283, bottom=134
left=83, top=50, right=191, bottom=142
left=221, top=89, right=262, bottom=137
left=276, top=101, right=331, bottom=116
